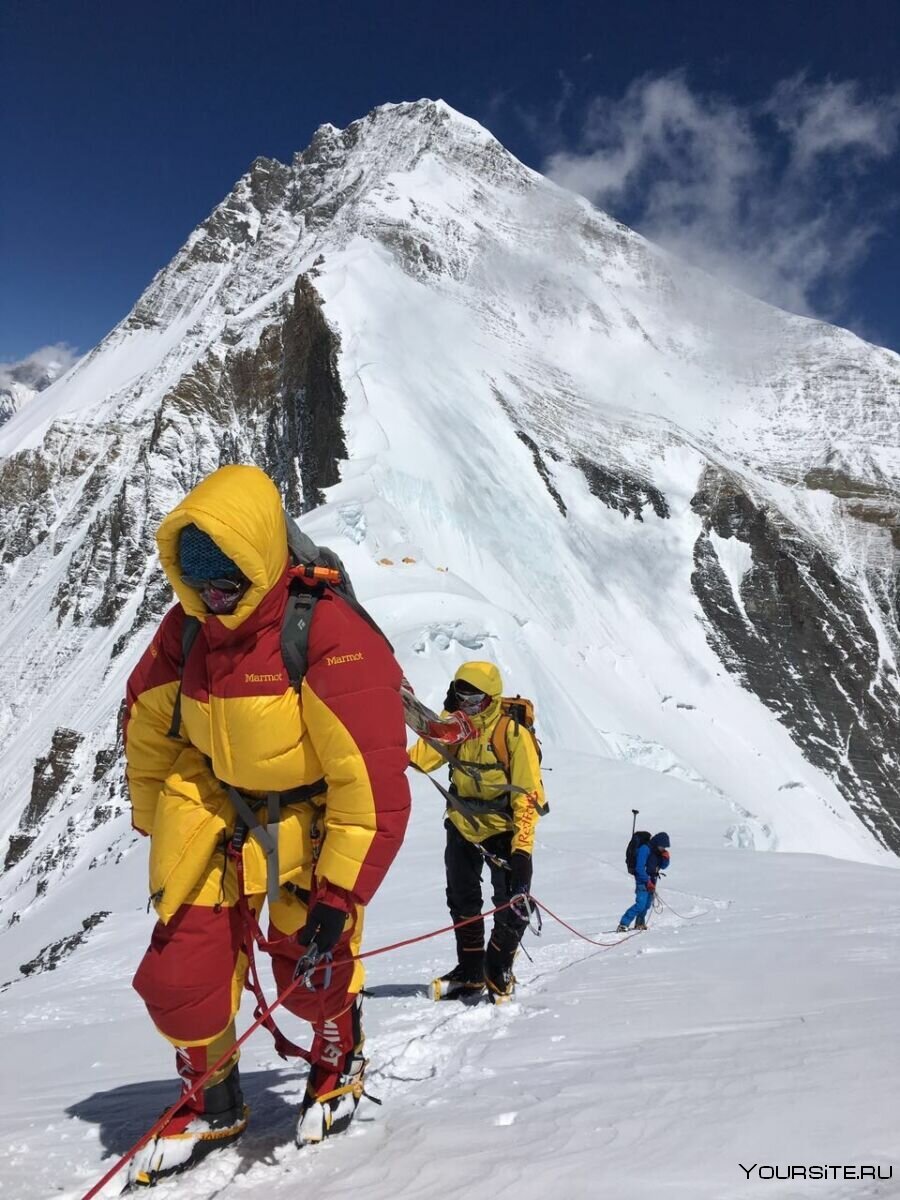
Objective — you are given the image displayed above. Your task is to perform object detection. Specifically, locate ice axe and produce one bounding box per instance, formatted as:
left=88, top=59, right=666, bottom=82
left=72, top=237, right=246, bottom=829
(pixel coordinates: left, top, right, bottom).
left=631, top=808, right=639, bottom=837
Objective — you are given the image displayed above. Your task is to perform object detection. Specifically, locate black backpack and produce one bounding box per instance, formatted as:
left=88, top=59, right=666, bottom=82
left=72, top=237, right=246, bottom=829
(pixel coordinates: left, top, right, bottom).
left=625, top=830, right=652, bottom=875
left=167, top=513, right=389, bottom=738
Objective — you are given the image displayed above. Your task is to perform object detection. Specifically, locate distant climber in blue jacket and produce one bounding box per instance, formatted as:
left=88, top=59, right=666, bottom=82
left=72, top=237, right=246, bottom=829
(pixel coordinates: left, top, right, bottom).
left=618, top=832, right=670, bottom=931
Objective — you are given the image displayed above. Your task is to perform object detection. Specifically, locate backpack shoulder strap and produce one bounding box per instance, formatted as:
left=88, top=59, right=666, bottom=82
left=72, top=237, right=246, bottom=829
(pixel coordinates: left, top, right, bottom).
left=490, top=713, right=512, bottom=777
left=281, top=582, right=319, bottom=691
left=490, top=710, right=549, bottom=812
left=166, top=615, right=202, bottom=739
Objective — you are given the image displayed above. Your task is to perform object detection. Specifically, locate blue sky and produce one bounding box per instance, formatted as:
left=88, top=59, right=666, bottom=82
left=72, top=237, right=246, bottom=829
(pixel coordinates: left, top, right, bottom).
left=2, top=0, right=899, bottom=365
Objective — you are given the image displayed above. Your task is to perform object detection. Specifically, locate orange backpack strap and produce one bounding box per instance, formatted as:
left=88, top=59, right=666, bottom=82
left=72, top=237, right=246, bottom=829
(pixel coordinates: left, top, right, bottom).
left=490, top=713, right=512, bottom=776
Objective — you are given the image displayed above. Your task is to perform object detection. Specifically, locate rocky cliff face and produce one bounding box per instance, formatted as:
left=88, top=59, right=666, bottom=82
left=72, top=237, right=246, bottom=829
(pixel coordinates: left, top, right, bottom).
left=691, top=468, right=900, bottom=852
left=0, top=98, right=898, bottom=974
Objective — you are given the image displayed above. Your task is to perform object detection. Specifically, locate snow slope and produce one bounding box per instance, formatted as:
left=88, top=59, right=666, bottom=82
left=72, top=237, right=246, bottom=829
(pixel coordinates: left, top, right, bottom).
left=2, top=755, right=899, bottom=1200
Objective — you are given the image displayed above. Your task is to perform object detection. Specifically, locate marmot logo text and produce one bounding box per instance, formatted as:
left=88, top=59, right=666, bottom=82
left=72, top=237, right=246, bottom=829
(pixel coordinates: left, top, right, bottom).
left=326, top=652, right=364, bottom=666
left=244, top=672, right=286, bottom=683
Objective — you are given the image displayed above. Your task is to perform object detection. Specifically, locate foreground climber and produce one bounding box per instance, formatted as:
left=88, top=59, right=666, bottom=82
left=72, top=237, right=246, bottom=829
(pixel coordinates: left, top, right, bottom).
left=409, top=662, right=546, bottom=1003
left=123, top=465, right=410, bottom=1184
left=618, top=832, right=671, bottom=931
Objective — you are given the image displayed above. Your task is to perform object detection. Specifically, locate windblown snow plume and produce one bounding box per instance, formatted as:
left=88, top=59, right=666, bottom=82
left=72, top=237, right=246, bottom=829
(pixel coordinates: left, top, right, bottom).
left=0, top=343, right=78, bottom=427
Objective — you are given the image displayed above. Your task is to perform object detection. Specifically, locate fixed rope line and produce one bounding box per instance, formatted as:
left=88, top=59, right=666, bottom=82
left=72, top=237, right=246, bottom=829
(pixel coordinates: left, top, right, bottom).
left=656, top=892, right=709, bottom=922
left=531, top=898, right=643, bottom=947
left=79, top=895, right=637, bottom=1199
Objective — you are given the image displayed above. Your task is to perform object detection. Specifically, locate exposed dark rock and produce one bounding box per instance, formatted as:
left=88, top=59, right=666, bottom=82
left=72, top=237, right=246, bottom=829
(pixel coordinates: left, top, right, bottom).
left=691, top=466, right=900, bottom=852
left=0, top=432, right=119, bottom=570
left=269, top=274, right=349, bottom=511
left=805, top=467, right=900, bottom=549
left=16, top=911, right=110, bottom=980
left=4, top=728, right=83, bottom=871
left=92, top=741, right=120, bottom=783
left=515, top=431, right=567, bottom=516
left=0, top=451, right=57, bottom=563
left=111, top=569, right=174, bottom=658
left=246, top=156, right=291, bottom=215
left=377, top=227, right=446, bottom=279
left=576, top=455, right=670, bottom=521
left=52, top=472, right=154, bottom=628
left=805, top=467, right=888, bottom=500
left=31, top=817, right=79, bottom=880
left=149, top=275, right=347, bottom=515
left=4, top=835, right=34, bottom=874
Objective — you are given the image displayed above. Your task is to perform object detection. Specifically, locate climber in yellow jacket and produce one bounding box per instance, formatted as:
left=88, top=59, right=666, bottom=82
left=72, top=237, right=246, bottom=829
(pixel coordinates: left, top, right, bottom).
left=409, top=661, right=545, bottom=1002
left=123, top=465, right=410, bottom=1183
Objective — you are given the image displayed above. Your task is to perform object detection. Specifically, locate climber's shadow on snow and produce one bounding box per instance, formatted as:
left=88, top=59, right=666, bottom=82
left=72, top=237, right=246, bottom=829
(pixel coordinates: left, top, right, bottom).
left=363, top=982, right=430, bottom=998
left=67, top=1069, right=300, bottom=1158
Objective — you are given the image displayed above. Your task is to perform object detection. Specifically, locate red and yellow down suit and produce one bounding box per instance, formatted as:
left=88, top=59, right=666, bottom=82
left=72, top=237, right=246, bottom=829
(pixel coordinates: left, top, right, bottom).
left=124, top=465, right=410, bottom=1074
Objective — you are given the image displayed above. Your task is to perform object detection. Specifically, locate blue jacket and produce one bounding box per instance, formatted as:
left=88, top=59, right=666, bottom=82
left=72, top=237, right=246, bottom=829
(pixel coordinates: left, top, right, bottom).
left=635, top=833, right=671, bottom=886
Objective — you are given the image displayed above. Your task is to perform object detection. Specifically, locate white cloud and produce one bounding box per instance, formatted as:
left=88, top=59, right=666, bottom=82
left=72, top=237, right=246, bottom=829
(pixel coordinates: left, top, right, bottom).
left=0, top=343, right=79, bottom=393
left=544, top=73, right=900, bottom=322
left=768, top=76, right=900, bottom=169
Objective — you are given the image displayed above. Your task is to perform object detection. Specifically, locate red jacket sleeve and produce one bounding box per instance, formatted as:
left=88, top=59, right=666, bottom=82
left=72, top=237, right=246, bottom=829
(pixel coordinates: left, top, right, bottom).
left=123, top=606, right=188, bottom=835
left=300, top=592, right=411, bottom=905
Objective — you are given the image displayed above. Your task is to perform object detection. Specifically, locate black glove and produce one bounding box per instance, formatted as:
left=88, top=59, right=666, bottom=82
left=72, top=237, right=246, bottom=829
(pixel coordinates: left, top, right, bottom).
left=443, top=681, right=459, bottom=712
left=296, top=901, right=347, bottom=958
left=509, top=851, right=533, bottom=895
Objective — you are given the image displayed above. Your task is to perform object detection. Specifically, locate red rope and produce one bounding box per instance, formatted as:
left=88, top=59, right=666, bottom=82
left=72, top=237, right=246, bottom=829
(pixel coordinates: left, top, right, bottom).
left=532, top=898, right=643, bottom=947
left=79, top=896, right=638, bottom=1199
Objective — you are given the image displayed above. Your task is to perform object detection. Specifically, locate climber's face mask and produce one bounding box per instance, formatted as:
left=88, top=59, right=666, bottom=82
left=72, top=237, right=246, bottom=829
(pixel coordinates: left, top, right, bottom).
left=182, top=575, right=247, bottom=614
left=454, top=680, right=491, bottom=715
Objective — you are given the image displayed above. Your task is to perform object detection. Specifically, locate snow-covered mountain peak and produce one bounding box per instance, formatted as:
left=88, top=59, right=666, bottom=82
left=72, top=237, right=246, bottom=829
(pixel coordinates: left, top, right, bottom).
left=305, top=97, right=504, bottom=164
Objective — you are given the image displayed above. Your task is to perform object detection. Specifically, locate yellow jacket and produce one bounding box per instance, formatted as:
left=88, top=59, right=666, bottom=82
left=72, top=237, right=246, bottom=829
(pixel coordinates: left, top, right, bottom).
left=408, top=662, right=544, bottom=853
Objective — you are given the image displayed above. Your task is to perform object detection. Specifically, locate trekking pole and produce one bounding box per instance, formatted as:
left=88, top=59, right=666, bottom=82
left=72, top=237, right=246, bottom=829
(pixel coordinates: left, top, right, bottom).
left=631, top=808, right=638, bottom=837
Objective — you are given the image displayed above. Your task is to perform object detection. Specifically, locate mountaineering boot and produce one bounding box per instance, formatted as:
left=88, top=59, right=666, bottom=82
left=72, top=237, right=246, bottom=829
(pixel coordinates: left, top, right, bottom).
left=431, top=959, right=486, bottom=1002
left=434, top=918, right=486, bottom=1001
left=297, top=1050, right=368, bottom=1144
left=484, top=922, right=521, bottom=1004
left=297, top=996, right=369, bottom=1146
left=616, top=923, right=629, bottom=933
left=127, top=1043, right=247, bottom=1187
left=634, top=919, right=647, bottom=931
left=485, top=972, right=516, bottom=1004
left=484, top=951, right=517, bottom=1005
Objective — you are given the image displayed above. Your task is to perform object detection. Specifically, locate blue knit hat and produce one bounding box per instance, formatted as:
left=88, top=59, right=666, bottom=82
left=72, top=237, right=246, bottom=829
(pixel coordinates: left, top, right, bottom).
left=651, top=832, right=670, bottom=849
left=178, top=524, right=240, bottom=580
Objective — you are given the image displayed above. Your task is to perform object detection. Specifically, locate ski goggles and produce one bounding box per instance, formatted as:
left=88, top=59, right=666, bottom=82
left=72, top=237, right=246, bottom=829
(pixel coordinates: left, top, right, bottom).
left=454, top=682, right=491, bottom=714
left=182, top=575, right=247, bottom=614
left=181, top=575, right=245, bottom=594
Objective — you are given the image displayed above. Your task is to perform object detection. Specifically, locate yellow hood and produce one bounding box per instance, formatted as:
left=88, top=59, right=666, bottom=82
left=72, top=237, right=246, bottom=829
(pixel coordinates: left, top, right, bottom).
left=454, top=661, right=503, bottom=726
left=455, top=661, right=503, bottom=698
left=156, top=464, right=289, bottom=629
